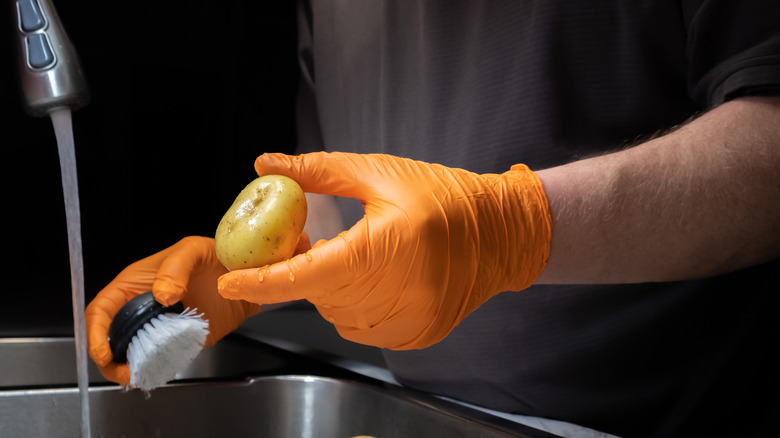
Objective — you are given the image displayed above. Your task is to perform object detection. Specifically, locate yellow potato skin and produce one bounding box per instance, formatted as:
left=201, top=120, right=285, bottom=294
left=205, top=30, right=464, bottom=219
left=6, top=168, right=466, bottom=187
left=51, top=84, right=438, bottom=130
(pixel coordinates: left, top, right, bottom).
left=215, top=175, right=307, bottom=271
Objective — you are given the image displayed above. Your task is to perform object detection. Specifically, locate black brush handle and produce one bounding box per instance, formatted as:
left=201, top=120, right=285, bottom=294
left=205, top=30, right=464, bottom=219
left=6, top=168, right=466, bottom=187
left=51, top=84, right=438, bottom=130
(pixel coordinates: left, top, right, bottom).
left=107, top=292, right=184, bottom=364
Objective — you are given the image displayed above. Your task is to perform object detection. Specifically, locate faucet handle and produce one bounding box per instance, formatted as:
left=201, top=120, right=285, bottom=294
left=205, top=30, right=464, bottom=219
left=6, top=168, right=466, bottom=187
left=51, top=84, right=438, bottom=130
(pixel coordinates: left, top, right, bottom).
left=13, top=0, right=89, bottom=116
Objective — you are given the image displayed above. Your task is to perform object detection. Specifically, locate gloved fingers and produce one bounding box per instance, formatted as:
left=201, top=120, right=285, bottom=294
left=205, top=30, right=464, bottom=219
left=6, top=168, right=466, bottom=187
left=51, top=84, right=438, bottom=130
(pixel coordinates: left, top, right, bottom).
left=85, top=298, right=118, bottom=367
left=152, top=236, right=218, bottom=307
left=95, top=361, right=130, bottom=387
left=218, top=221, right=365, bottom=305
left=85, top=277, right=159, bottom=367
left=294, top=230, right=312, bottom=254
left=183, top=261, right=262, bottom=348
left=255, top=152, right=383, bottom=200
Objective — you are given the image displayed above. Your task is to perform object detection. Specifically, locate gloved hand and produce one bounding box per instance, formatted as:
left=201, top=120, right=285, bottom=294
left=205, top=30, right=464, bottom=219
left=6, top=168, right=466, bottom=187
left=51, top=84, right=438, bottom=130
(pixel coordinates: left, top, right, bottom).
left=218, top=152, right=552, bottom=350
left=85, top=236, right=267, bottom=385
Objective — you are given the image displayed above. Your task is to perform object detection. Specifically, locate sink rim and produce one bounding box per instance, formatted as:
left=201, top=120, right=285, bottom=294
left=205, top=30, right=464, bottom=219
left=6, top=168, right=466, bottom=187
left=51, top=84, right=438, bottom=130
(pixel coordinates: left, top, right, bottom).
left=0, top=336, right=561, bottom=437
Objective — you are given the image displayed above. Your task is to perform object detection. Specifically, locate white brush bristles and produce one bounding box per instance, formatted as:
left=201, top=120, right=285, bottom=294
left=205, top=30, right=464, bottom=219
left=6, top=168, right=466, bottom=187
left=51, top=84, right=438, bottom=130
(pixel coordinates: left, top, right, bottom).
left=127, top=308, right=209, bottom=391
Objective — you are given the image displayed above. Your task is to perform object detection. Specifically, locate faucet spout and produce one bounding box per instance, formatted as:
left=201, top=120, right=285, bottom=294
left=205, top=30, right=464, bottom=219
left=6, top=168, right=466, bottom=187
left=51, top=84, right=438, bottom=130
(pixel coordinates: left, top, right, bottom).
left=13, top=0, right=89, bottom=116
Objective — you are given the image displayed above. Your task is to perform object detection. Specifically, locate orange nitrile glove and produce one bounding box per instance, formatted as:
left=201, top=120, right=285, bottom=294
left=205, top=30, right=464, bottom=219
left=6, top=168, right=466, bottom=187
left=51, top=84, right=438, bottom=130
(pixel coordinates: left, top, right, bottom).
left=85, top=236, right=268, bottom=385
left=218, top=152, right=552, bottom=350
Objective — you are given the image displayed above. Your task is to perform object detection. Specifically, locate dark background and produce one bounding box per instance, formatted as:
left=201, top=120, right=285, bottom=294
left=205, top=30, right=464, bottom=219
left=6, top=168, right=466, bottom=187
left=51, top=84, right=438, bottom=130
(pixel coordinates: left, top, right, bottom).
left=1, top=1, right=299, bottom=335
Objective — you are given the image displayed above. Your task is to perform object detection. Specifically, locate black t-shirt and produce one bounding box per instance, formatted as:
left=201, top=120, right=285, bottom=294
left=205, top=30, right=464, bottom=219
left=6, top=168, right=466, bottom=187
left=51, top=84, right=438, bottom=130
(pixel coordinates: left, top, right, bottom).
left=295, top=1, right=780, bottom=436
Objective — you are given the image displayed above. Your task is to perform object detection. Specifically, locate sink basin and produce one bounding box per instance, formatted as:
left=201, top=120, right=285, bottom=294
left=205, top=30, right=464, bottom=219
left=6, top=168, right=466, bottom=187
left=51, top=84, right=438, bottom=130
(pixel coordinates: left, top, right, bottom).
left=0, top=336, right=558, bottom=437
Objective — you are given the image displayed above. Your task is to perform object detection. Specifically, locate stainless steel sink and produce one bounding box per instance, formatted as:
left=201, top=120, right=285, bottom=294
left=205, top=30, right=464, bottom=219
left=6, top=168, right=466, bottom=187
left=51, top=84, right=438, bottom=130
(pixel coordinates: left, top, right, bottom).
left=0, top=336, right=558, bottom=437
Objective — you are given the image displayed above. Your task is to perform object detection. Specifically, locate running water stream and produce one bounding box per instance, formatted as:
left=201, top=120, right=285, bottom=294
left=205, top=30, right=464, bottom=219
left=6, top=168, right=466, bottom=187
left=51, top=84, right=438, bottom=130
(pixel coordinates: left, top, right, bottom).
left=50, top=108, right=91, bottom=438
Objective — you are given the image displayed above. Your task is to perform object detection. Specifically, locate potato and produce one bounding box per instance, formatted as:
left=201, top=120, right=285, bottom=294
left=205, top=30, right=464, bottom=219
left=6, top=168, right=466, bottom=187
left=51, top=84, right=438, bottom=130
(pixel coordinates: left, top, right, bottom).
left=215, top=175, right=307, bottom=270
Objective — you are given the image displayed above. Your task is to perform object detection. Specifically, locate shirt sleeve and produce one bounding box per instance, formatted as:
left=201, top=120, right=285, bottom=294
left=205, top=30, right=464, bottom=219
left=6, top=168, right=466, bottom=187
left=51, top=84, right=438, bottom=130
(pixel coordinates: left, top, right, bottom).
left=685, top=0, right=780, bottom=107
left=294, top=0, right=325, bottom=155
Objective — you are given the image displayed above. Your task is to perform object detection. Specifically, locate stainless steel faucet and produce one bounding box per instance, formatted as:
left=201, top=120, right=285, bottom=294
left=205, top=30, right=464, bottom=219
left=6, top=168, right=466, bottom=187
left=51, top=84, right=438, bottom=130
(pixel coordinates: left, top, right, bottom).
left=12, top=0, right=89, bottom=116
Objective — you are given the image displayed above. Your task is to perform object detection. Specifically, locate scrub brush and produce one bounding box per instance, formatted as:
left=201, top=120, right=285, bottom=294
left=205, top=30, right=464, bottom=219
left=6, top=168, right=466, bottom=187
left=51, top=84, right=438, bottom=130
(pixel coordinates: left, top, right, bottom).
left=107, top=292, right=209, bottom=391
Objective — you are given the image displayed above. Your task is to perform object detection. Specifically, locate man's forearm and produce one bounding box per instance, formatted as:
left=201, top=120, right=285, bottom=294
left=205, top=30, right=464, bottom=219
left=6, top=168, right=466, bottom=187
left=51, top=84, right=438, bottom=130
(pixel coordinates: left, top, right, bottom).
left=535, top=96, right=780, bottom=284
